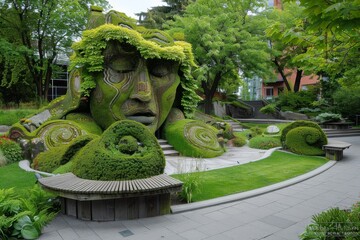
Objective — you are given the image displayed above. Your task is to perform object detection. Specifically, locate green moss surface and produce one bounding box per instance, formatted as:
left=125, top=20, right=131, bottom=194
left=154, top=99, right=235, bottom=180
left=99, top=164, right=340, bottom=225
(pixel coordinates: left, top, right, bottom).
left=165, top=119, right=224, bottom=158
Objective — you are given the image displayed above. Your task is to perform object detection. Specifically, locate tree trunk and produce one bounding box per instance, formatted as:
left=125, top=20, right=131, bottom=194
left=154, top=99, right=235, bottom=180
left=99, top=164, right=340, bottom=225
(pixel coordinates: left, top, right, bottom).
left=293, top=69, right=303, bottom=92
left=44, top=62, right=53, bottom=101
left=273, top=59, right=291, bottom=91
left=201, top=72, right=222, bottom=114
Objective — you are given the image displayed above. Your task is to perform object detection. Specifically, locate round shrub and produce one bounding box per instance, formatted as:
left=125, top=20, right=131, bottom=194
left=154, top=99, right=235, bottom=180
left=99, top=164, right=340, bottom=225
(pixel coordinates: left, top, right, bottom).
left=249, top=136, right=281, bottom=150
left=33, top=135, right=95, bottom=173
left=285, top=127, right=325, bottom=156
left=223, top=122, right=234, bottom=140
left=232, top=136, right=247, bottom=147
left=248, top=126, right=263, bottom=139
left=0, top=136, right=23, bottom=163
left=72, top=120, right=165, bottom=180
left=164, top=119, right=224, bottom=158
left=118, top=136, right=138, bottom=154
left=280, top=120, right=327, bottom=148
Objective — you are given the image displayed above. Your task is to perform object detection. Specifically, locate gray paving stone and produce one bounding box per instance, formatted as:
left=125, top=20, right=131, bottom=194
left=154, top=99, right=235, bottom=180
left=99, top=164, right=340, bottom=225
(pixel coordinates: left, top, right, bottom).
left=58, top=227, right=79, bottom=240
left=165, top=219, right=202, bottom=234
left=38, top=231, right=63, bottom=240
left=196, top=221, right=235, bottom=236
left=179, top=229, right=208, bottom=240
left=243, top=195, right=275, bottom=206
left=259, top=215, right=296, bottom=229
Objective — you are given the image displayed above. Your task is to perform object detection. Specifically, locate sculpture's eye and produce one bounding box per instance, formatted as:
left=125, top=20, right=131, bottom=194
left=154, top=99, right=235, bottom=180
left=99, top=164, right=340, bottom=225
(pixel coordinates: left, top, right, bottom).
left=148, top=60, right=177, bottom=78
left=109, top=57, right=138, bottom=73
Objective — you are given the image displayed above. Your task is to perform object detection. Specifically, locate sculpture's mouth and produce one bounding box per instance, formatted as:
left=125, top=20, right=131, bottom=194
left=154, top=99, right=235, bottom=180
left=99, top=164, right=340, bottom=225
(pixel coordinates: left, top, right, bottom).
left=126, top=112, right=156, bottom=125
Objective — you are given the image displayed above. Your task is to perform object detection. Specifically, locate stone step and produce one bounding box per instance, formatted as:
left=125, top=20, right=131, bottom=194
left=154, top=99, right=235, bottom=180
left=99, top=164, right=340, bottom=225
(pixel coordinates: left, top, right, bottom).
left=157, top=139, right=179, bottom=156
left=163, top=149, right=180, bottom=156
left=161, top=144, right=175, bottom=150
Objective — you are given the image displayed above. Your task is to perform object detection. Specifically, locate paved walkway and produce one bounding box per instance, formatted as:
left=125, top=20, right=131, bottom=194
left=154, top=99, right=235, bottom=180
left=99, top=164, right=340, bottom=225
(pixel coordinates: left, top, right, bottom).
left=39, top=136, right=360, bottom=240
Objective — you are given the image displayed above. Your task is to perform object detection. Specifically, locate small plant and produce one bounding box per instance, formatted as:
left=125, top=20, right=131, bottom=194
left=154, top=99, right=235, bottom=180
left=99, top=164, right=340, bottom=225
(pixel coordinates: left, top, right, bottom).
left=247, top=126, right=263, bottom=139
left=260, top=103, right=277, bottom=115
left=0, top=186, right=59, bottom=240
left=0, top=136, right=23, bottom=164
left=232, top=136, right=247, bottom=147
left=179, top=172, right=202, bottom=203
left=301, top=203, right=360, bottom=240
left=249, top=136, right=281, bottom=150
left=315, top=112, right=343, bottom=124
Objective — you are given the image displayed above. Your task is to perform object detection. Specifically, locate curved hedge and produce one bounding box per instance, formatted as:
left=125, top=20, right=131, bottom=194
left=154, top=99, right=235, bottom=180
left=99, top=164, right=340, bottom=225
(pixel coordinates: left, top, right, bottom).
left=285, top=127, right=325, bottom=156
left=32, top=135, right=95, bottom=173
left=71, top=120, right=165, bottom=180
left=281, top=120, right=327, bottom=148
left=165, top=119, right=224, bottom=158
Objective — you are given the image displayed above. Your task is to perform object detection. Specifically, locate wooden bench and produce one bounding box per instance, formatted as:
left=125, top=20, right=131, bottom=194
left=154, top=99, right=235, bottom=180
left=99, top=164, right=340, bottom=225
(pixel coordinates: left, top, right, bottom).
left=322, top=122, right=353, bottom=130
left=38, top=173, right=182, bottom=221
left=322, top=140, right=351, bottom=161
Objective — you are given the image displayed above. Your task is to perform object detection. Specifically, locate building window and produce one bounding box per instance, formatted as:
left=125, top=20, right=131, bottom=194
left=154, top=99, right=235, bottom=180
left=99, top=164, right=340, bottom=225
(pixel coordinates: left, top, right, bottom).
left=265, top=87, right=273, bottom=99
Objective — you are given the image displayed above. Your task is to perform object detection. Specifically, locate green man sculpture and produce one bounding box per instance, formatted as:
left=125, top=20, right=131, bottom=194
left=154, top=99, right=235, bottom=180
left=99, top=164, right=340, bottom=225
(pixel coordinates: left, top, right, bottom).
left=9, top=8, right=224, bottom=167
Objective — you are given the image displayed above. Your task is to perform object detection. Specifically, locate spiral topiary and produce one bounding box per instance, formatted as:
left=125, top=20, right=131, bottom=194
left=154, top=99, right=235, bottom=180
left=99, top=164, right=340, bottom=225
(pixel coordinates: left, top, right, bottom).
left=71, top=120, right=165, bottom=180
left=285, top=127, right=326, bottom=156
left=37, top=120, right=87, bottom=150
left=32, top=135, right=96, bottom=173
left=164, top=119, right=224, bottom=158
left=281, top=120, right=327, bottom=148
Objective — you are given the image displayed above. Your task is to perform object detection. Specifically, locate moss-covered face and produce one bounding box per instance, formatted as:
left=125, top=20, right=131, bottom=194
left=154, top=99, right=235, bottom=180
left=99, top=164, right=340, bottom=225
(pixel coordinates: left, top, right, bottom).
left=90, top=41, right=180, bottom=132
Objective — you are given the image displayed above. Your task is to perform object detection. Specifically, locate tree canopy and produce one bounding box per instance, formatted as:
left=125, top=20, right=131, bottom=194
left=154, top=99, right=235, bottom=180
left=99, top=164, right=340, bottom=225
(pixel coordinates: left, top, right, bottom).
left=284, top=0, right=360, bottom=88
left=167, top=0, right=272, bottom=113
left=0, top=0, right=109, bottom=102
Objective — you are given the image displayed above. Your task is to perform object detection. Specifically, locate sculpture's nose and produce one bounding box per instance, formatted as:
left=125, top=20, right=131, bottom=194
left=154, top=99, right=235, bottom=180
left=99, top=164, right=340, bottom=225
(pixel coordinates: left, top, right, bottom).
left=130, top=63, right=152, bottom=102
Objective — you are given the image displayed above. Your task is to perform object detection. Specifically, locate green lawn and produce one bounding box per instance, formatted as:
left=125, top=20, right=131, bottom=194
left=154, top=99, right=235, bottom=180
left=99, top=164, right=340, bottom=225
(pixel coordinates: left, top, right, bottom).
left=0, top=109, right=38, bottom=125
left=0, top=163, right=37, bottom=192
left=1, top=151, right=328, bottom=203
left=172, top=151, right=328, bottom=202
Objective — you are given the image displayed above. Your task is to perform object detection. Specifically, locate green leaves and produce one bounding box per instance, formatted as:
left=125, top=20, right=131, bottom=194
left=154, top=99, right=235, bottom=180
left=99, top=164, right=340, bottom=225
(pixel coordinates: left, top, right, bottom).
left=0, top=187, right=58, bottom=240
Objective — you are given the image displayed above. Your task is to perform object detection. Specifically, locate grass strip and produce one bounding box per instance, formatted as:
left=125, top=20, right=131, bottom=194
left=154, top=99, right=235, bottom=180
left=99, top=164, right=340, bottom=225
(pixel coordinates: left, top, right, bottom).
left=0, top=163, right=37, bottom=191
left=172, top=151, right=327, bottom=202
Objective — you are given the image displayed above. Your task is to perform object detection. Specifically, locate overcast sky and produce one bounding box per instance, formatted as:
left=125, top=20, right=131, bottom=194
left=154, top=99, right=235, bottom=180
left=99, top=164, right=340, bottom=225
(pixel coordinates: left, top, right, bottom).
left=107, top=0, right=166, bottom=18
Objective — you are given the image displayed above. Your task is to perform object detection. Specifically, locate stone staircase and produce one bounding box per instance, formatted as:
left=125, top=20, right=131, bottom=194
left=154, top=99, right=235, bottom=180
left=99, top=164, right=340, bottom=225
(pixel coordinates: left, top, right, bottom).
left=158, top=139, right=179, bottom=156
left=224, top=119, right=243, bottom=132
left=322, top=128, right=360, bottom=138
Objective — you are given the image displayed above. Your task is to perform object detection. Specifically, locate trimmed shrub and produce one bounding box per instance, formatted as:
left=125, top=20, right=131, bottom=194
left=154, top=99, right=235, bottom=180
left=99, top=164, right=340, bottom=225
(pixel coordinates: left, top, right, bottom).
left=249, top=136, right=281, bottom=150
left=0, top=136, right=23, bottom=163
left=285, top=127, right=325, bottom=156
left=72, top=120, right=165, bottom=180
left=165, top=119, right=224, bottom=158
left=223, top=122, right=234, bottom=140
left=280, top=120, right=327, bottom=148
left=247, top=126, right=263, bottom=139
left=232, top=136, right=247, bottom=147
left=32, top=135, right=95, bottom=173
